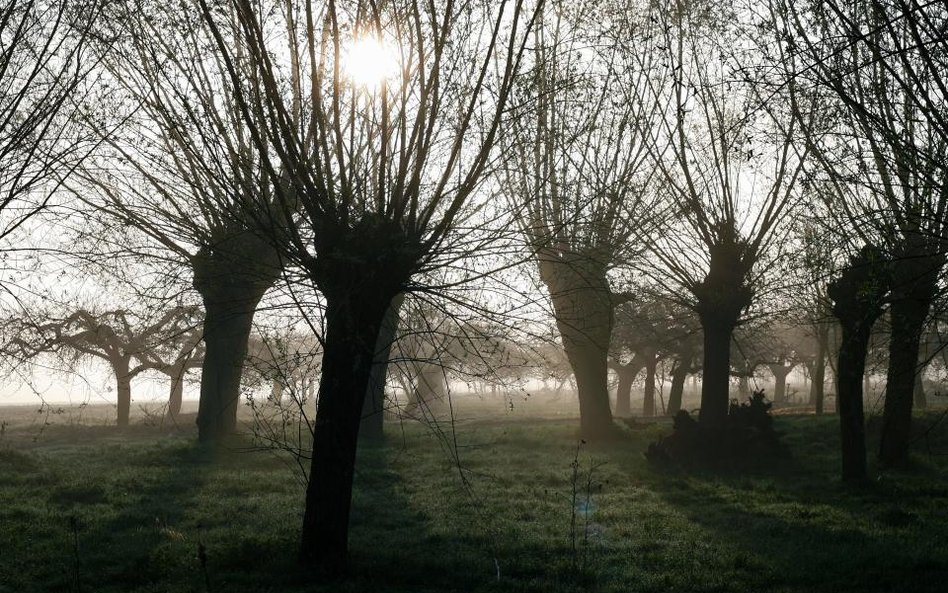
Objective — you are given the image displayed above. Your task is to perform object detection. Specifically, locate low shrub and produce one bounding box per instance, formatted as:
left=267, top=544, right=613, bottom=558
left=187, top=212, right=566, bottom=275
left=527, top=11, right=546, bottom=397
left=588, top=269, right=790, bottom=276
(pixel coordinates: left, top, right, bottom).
left=646, top=390, right=788, bottom=469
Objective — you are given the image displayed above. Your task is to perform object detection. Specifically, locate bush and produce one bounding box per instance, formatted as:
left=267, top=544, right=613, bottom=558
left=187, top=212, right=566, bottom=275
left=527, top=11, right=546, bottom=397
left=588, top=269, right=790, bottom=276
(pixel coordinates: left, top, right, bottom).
left=646, top=390, right=788, bottom=469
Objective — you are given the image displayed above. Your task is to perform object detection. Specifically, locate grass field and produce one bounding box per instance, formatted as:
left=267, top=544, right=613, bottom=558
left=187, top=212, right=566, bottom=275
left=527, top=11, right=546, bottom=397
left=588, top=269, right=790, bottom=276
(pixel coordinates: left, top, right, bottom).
left=1, top=400, right=947, bottom=592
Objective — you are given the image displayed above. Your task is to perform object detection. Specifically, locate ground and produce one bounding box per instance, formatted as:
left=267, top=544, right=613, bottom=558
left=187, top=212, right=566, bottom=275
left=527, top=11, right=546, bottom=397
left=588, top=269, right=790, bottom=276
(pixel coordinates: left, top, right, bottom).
left=1, top=399, right=947, bottom=592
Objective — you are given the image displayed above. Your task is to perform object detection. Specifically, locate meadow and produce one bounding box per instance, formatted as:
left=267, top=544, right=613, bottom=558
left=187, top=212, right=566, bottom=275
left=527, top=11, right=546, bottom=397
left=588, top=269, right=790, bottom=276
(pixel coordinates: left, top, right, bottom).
left=1, top=398, right=947, bottom=592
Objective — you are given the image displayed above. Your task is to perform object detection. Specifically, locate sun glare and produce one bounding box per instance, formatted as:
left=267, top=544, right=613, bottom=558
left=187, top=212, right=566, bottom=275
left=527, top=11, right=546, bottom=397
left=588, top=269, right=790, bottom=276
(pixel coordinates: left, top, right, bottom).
left=342, top=35, right=398, bottom=89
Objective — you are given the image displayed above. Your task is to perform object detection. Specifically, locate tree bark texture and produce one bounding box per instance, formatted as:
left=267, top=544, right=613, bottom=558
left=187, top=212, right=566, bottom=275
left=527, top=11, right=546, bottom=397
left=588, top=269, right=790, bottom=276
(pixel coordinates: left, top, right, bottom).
left=769, top=364, right=792, bottom=404
left=299, top=291, right=393, bottom=571
left=167, top=366, right=185, bottom=420
left=298, top=214, right=416, bottom=572
left=538, top=253, right=615, bottom=438
left=879, top=297, right=931, bottom=466
left=879, top=249, right=940, bottom=467
left=195, top=295, right=261, bottom=442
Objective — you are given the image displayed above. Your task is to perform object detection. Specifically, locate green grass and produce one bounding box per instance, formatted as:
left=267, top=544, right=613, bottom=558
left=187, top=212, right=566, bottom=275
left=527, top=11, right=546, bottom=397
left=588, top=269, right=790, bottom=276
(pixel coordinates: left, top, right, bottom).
left=1, top=407, right=947, bottom=592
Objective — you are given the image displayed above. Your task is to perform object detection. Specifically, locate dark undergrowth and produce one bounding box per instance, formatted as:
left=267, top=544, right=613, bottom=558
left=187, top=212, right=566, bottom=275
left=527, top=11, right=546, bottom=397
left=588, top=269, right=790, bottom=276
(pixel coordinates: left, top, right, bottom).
left=1, top=409, right=947, bottom=592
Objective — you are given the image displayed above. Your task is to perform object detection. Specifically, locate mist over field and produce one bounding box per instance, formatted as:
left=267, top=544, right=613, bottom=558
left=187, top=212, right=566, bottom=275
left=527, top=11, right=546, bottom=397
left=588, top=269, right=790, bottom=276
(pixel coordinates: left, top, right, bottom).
left=2, top=0, right=948, bottom=591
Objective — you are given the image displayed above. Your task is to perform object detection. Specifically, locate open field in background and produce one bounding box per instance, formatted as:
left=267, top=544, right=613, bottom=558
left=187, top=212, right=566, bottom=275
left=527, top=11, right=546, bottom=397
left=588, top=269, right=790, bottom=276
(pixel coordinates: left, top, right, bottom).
left=2, top=396, right=948, bottom=593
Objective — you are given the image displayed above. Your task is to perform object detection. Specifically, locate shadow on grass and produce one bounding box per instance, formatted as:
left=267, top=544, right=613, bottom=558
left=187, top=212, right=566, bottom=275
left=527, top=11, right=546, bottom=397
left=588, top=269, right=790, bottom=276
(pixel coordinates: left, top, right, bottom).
left=598, top=415, right=948, bottom=593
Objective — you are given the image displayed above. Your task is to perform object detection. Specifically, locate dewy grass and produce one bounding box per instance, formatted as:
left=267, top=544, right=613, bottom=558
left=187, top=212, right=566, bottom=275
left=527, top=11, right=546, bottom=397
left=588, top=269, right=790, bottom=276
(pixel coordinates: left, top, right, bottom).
left=1, top=410, right=947, bottom=592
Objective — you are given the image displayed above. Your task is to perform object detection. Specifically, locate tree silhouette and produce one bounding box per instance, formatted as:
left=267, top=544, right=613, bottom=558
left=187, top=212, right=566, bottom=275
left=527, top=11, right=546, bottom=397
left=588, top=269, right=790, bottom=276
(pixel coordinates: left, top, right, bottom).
left=79, top=2, right=286, bottom=442
left=501, top=0, right=663, bottom=437
left=637, top=1, right=809, bottom=429
left=195, top=0, right=541, bottom=569
left=7, top=306, right=202, bottom=426
left=780, top=0, right=948, bottom=466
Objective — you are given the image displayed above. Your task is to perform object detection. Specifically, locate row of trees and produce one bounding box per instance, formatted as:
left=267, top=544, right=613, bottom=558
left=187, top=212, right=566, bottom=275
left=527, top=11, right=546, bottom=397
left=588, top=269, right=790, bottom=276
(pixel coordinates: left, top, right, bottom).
left=3, top=0, right=947, bottom=573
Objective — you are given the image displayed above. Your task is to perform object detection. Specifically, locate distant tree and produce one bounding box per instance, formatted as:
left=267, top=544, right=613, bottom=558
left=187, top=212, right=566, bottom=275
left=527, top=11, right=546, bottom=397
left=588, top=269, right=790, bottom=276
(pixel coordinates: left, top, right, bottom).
left=137, top=311, right=204, bottom=420
left=795, top=215, right=841, bottom=414
left=6, top=306, right=202, bottom=426
left=611, top=297, right=700, bottom=417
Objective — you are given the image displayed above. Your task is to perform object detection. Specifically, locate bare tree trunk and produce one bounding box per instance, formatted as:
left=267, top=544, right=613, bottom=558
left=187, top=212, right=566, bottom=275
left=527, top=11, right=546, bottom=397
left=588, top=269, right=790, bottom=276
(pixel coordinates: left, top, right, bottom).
left=613, top=361, right=642, bottom=417
left=829, top=246, right=890, bottom=482
left=167, top=367, right=185, bottom=420
left=813, top=355, right=826, bottom=416
left=361, top=294, right=404, bottom=441
left=769, top=364, right=792, bottom=404
left=299, top=292, right=391, bottom=572
left=270, top=380, right=284, bottom=403
left=192, top=238, right=281, bottom=443
left=667, top=359, right=689, bottom=416
left=643, top=357, right=657, bottom=417
left=115, top=361, right=133, bottom=428
left=195, top=294, right=261, bottom=443
left=540, top=256, right=615, bottom=438
left=694, top=235, right=754, bottom=428
left=406, top=362, right=448, bottom=415
left=699, top=319, right=738, bottom=427
left=837, top=321, right=873, bottom=481
left=811, top=325, right=828, bottom=415
left=880, top=297, right=931, bottom=466
left=914, top=369, right=927, bottom=410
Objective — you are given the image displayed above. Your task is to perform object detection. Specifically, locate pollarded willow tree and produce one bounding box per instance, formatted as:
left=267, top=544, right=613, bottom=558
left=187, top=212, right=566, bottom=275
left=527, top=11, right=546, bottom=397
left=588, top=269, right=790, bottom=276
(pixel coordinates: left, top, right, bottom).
left=779, top=0, right=948, bottom=467
left=501, top=0, right=664, bottom=437
left=636, top=0, right=810, bottom=429
left=79, top=3, right=288, bottom=442
left=195, top=0, right=541, bottom=569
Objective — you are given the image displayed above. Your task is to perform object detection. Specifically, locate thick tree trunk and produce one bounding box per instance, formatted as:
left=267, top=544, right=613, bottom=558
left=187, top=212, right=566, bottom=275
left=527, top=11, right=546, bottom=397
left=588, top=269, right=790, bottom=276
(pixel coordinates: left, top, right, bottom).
left=614, top=367, right=633, bottom=417
left=565, top=338, right=613, bottom=436
left=879, top=297, right=930, bottom=467
left=769, top=364, right=792, bottom=404
left=270, top=380, right=284, bottom=403
left=698, top=320, right=737, bottom=427
left=192, top=236, right=281, bottom=443
left=538, top=254, right=615, bottom=438
left=299, top=292, right=391, bottom=572
left=667, top=360, right=689, bottom=416
left=694, top=231, right=753, bottom=428
left=195, top=295, right=261, bottom=443
left=812, top=353, right=826, bottom=415
left=361, top=294, right=404, bottom=441
left=643, top=357, right=657, bottom=417
left=115, top=363, right=133, bottom=428
left=405, top=363, right=448, bottom=415
left=828, top=245, right=890, bottom=482
left=613, top=360, right=642, bottom=417
left=810, top=325, right=828, bottom=415
left=837, top=322, right=873, bottom=481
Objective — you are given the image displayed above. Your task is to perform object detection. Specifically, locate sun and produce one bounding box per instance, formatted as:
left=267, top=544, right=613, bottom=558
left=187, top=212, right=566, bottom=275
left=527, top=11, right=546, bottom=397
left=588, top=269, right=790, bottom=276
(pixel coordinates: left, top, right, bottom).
left=342, top=35, right=398, bottom=90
